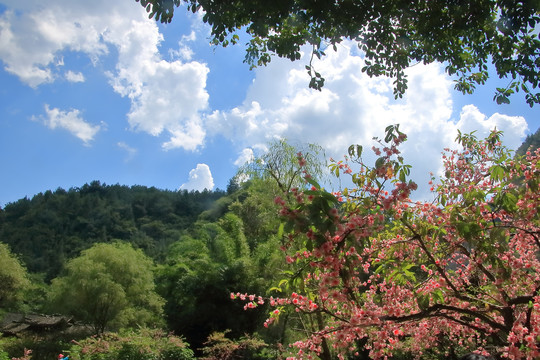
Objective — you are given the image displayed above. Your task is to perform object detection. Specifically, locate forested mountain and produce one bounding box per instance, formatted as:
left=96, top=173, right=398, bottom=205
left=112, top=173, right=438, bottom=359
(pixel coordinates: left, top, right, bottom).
left=0, top=174, right=287, bottom=354
left=1, top=134, right=539, bottom=360
left=516, top=126, right=540, bottom=157
left=0, top=140, right=315, bottom=359
left=0, top=181, right=227, bottom=280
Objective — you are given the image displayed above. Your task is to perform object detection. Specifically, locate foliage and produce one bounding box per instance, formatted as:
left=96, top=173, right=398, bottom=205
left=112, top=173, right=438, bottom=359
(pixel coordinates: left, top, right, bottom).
left=8, top=348, right=31, bottom=360
left=199, top=331, right=273, bottom=360
left=156, top=141, right=325, bottom=350
left=48, top=242, right=164, bottom=334
left=0, top=344, right=10, bottom=360
left=228, top=179, right=282, bottom=250
left=68, top=328, right=194, bottom=360
left=240, top=139, right=327, bottom=196
left=0, top=335, right=69, bottom=360
left=138, top=0, right=540, bottom=106
left=3, top=133, right=539, bottom=358
left=234, top=126, right=540, bottom=359
left=0, top=242, right=30, bottom=311
left=155, top=219, right=264, bottom=350
left=516, top=126, right=540, bottom=157
left=0, top=182, right=226, bottom=280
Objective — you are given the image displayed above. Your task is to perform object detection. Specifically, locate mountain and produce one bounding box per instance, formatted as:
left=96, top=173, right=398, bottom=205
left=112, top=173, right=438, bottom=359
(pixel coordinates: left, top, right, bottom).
left=0, top=181, right=226, bottom=280
left=516, top=127, right=540, bottom=157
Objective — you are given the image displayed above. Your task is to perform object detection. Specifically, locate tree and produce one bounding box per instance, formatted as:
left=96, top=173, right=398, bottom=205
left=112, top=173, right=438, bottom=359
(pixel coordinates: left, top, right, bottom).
left=516, top=126, right=540, bottom=157
left=0, top=242, right=29, bottom=311
left=240, top=139, right=326, bottom=196
left=0, top=183, right=227, bottom=279
left=137, top=0, right=540, bottom=106
left=234, top=127, right=540, bottom=359
left=48, top=242, right=164, bottom=334
left=156, top=218, right=262, bottom=350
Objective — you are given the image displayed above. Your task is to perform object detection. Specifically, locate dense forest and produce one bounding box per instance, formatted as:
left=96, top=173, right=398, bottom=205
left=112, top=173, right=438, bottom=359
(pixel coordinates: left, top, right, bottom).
left=0, top=140, right=321, bottom=360
left=0, top=181, right=279, bottom=344
left=516, top=127, right=540, bottom=157
left=0, top=182, right=228, bottom=279
left=1, top=131, right=539, bottom=360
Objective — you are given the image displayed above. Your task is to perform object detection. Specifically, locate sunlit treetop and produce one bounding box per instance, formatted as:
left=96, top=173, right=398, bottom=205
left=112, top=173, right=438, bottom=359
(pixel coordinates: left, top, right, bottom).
left=137, top=0, right=540, bottom=106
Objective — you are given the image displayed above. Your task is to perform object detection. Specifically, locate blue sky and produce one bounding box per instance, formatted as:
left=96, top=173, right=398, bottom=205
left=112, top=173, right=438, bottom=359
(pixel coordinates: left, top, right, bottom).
left=0, top=0, right=538, bottom=207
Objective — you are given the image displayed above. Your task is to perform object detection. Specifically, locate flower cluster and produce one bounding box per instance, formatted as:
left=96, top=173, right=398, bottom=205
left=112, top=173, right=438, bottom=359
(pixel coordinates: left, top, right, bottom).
left=233, top=129, right=540, bottom=360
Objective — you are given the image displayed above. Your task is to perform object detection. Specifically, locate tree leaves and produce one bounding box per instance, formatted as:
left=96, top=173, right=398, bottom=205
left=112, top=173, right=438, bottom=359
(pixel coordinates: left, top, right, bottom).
left=49, top=242, right=164, bottom=334
left=0, top=243, right=30, bottom=310
left=252, top=128, right=540, bottom=359
left=138, top=0, right=540, bottom=105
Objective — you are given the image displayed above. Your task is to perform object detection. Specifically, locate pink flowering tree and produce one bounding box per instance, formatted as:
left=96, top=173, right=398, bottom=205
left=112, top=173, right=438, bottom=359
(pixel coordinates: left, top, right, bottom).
left=233, top=126, right=540, bottom=359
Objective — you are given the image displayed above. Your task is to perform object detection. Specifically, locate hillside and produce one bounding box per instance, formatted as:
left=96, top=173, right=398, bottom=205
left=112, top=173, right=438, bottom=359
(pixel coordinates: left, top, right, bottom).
left=516, top=126, right=540, bottom=156
left=0, top=181, right=227, bottom=280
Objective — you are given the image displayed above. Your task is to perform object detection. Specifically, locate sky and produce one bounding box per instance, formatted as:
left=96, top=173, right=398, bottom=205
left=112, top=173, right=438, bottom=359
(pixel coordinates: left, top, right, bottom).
left=0, top=0, right=538, bottom=207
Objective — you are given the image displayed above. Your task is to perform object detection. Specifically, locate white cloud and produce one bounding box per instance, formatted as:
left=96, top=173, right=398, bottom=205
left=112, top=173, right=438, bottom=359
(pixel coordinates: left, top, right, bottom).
left=117, top=142, right=137, bottom=161
left=182, top=30, right=197, bottom=42
left=180, top=163, right=214, bottom=191
left=0, top=1, right=529, bottom=186
left=234, top=148, right=254, bottom=166
left=170, top=46, right=194, bottom=61
left=40, top=105, right=101, bottom=145
left=121, top=60, right=209, bottom=149
left=0, top=2, right=111, bottom=87
left=161, top=118, right=207, bottom=151
left=0, top=0, right=210, bottom=151
left=65, top=70, right=85, bottom=83
left=169, top=31, right=197, bottom=61
left=102, top=8, right=210, bottom=151
left=455, top=104, right=528, bottom=150
left=205, top=41, right=528, bottom=199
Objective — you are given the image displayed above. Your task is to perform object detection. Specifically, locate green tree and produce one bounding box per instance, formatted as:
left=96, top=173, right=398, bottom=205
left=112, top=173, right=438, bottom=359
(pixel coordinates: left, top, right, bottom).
left=228, top=179, right=282, bottom=250
left=137, top=0, right=540, bottom=106
left=156, top=218, right=262, bottom=347
left=156, top=237, right=225, bottom=348
left=516, top=126, right=540, bottom=156
left=0, top=183, right=227, bottom=279
left=234, top=128, right=540, bottom=359
left=48, top=242, right=164, bottom=334
left=213, top=213, right=250, bottom=264
left=240, top=139, right=326, bottom=196
left=0, top=242, right=29, bottom=311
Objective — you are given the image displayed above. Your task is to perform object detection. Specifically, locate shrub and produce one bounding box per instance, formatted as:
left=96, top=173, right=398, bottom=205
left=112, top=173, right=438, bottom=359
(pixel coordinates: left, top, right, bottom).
left=69, top=328, right=194, bottom=360
left=199, top=331, right=275, bottom=360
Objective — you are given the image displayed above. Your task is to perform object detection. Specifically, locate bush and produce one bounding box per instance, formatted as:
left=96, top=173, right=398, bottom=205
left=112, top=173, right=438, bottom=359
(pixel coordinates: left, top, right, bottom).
left=199, top=331, right=275, bottom=360
left=0, top=335, right=69, bottom=360
left=69, top=328, right=194, bottom=360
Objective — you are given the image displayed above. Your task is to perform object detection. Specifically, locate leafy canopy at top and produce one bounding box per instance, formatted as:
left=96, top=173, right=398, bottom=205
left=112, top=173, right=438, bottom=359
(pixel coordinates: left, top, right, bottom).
left=137, top=0, right=540, bottom=106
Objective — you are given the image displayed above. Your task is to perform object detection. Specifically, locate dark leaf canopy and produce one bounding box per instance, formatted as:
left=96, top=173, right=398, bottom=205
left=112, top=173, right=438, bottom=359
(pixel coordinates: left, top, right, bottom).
left=137, top=0, right=540, bottom=106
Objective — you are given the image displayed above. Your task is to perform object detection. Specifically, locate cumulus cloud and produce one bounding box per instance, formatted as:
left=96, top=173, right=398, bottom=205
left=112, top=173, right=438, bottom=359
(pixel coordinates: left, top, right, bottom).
left=0, top=0, right=210, bottom=150
left=119, top=60, right=209, bottom=150
left=169, top=31, right=197, bottom=61
left=65, top=70, right=84, bottom=83
left=39, top=105, right=101, bottom=145
left=234, top=148, right=254, bottom=166
left=0, top=2, right=111, bottom=87
left=100, top=7, right=209, bottom=151
left=0, top=1, right=529, bottom=183
left=205, top=41, right=528, bottom=198
left=455, top=105, right=528, bottom=150
left=180, top=164, right=214, bottom=191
